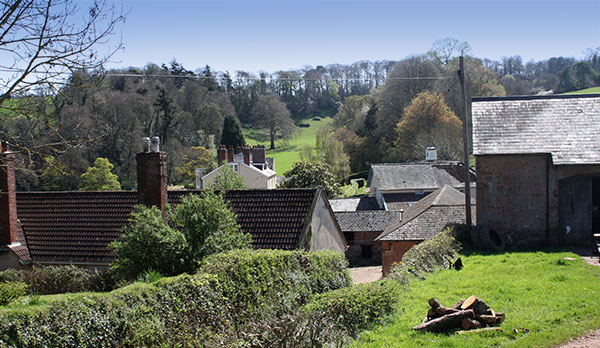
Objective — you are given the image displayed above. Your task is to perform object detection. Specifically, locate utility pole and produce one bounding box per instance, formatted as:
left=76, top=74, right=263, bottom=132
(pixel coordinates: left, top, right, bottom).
left=458, top=56, right=473, bottom=230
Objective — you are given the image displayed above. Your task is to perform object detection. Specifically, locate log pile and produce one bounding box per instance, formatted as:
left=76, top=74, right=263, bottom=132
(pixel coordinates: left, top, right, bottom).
left=412, top=295, right=505, bottom=332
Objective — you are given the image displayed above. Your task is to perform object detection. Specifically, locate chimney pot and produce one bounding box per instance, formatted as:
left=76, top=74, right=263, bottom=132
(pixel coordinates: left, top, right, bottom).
left=1, top=141, right=8, bottom=153
left=142, top=137, right=151, bottom=152
left=227, top=146, right=234, bottom=162
left=217, top=145, right=227, bottom=165
left=426, top=146, right=437, bottom=162
left=151, top=136, right=160, bottom=152
left=243, top=146, right=251, bottom=165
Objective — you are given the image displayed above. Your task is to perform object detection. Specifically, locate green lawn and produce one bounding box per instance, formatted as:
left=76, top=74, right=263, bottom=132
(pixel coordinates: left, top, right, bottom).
left=244, top=117, right=332, bottom=174
left=352, top=249, right=600, bottom=348
left=563, top=86, right=600, bottom=94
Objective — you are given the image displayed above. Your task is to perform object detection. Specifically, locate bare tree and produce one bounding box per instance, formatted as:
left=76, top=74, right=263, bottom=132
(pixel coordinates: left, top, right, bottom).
left=0, top=0, right=125, bottom=156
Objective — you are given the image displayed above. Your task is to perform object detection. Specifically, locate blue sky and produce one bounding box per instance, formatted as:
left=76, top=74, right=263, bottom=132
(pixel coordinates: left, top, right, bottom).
left=107, top=0, right=600, bottom=74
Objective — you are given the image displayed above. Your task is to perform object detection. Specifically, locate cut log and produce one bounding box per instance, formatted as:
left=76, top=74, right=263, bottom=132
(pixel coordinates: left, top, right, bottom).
left=436, top=307, right=459, bottom=315
left=429, top=298, right=442, bottom=309
left=456, top=327, right=503, bottom=335
left=461, top=295, right=478, bottom=310
left=477, top=314, right=497, bottom=325
left=461, top=318, right=482, bottom=330
left=412, top=309, right=474, bottom=332
left=495, top=312, right=505, bottom=324
left=452, top=299, right=465, bottom=309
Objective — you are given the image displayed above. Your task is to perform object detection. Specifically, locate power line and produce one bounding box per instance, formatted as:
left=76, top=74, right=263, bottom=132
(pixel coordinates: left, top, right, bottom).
left=0, top=69, right=453, bottom=81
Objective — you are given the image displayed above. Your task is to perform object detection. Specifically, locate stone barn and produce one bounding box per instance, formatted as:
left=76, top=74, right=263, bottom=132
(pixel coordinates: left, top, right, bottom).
left=472, top=94, right=600, bottom=247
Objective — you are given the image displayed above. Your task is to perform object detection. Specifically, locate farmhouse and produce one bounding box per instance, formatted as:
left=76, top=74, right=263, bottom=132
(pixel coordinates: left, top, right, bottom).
left=200, top=144, right=277, bottom=189
left=376, top=185, right=475, bottom=275
left=472, top=94, right=600, bottom=247
left=0, top=140, right=346, bottom=270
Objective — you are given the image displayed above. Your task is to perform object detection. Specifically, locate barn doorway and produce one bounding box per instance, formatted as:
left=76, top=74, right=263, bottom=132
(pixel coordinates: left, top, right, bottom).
left=559, top=176, right=594, bottom=245
left=593, top=177, right=600, bottom=235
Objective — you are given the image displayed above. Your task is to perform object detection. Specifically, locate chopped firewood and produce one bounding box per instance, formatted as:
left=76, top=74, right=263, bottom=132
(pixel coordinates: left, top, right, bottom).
left=429, top=298, right=442, bottom=309
left=412, top=309, right=474, bottom=332
left=461, top=295, right=478, bottom=310
left=456, top=327, right=503, bottom=335
left=460, top=295, right=490, bottom=315
left=452, top=299, right=465, bottom=309
left=477, top=314, right=497, bottom=325
left=461, top=318, right=482, bottom=330
left=415, top=296, right=504, bottom=333
left=495, top=312, right=505, bottom=324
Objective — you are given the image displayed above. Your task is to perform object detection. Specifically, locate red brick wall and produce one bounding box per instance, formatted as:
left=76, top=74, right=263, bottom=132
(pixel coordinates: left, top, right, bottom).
left=476, top=154, right=548, bottom=247
left=0, top=153, right=18, bottom=245
left=381, top=240, right=420, bottom=276
left=136, top=151, right=167, bottom=213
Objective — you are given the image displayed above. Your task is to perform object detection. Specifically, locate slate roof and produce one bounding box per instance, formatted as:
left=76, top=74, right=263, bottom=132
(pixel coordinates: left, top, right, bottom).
left=367, top=162, right=475, bottom=192
left=377, top=185, right=475, bottom=241
left=15, top=189, right=321, bottom=264
left=472, top=94, right=600, bottom=165
left=334, top=211, right=401, bottom=232
left=329, top=196, right=381, bottom=212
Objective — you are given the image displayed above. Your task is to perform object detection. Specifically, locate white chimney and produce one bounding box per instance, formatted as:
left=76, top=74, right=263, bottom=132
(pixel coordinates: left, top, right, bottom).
left=426, top=147, right=437, bottom=162
left=151, top=136, right=160, bottom=152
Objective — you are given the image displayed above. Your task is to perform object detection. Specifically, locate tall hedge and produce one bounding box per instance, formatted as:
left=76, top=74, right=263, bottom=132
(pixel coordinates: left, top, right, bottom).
left=0, top=250, right=350, bottom=347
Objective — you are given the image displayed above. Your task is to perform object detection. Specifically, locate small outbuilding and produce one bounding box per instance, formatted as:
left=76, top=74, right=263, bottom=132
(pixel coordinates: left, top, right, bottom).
left=376, top=185, right=475, bottom=275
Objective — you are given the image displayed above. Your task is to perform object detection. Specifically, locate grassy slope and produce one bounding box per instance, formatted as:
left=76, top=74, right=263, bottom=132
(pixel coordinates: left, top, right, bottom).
left=352, top=249, right=600, bottom=348
left=244, top=117, right=332, bottom=174
left=563, top=86, right=600, bottom=94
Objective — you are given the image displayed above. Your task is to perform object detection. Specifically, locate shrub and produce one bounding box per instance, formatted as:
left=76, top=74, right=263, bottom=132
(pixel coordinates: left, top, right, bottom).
left=0, top=266, right=113, bottom=295
left=110, top=191, right=252, bottom=280
left=0, top=250, right=350, bottom=347
left=388, top=224, right=463, bottom=283
left=0, top=282, right=28, bottom=306
left=303, top=279, right=402, bottom=339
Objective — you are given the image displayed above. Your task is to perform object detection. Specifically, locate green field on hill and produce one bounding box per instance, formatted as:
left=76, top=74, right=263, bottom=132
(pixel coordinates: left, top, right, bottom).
left=244, top=117, right=332, bottom=174
left=563, top=86, right=600, bottom=94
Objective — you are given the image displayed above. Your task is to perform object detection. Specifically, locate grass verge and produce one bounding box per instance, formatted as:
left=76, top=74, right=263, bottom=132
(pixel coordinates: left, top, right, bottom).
left=352, top=249, right=600, bottom=348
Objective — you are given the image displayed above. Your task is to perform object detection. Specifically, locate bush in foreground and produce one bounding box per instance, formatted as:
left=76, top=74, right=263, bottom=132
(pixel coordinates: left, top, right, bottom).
left=0, top=250, right=350, bottom=347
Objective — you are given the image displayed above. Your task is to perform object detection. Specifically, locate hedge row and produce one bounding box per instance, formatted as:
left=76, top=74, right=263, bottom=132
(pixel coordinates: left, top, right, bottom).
left=0, top=266, right=114, bottom=295
left=0, top=250, right=351, bottom=348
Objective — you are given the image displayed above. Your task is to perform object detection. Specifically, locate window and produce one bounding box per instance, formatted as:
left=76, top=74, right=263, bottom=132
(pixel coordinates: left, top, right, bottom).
left=361, top=245, right=372, bottom=259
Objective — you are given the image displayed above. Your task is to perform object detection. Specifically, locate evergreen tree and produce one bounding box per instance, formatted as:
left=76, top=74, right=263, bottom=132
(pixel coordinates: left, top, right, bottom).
left=220, top=114, right=246, bottom=148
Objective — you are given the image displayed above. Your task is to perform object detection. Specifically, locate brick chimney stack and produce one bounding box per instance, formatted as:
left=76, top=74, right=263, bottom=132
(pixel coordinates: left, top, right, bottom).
left=243, top=145, right=251, bottom=165
left=227, top=146, right=234, bottom=163
left=252, top=145, right=266, bottom=164
left=136, top=136, right=167, bottom=214
left=0, top=142, right=18, bottom=245
left=217, top=145, right=227, bottom=165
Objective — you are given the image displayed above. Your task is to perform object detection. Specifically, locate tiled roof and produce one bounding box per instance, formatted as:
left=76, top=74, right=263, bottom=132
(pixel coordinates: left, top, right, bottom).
left=472, top=94, right=600, bottom=165
left=334, top=211, right=401, bottom=232
left=16, top=189, right=320, bottom=264
left=170, top=189, right=318, bottom=250
left=367, top=162, right=475, bottom=191
left=16, top=191, right=138, bottom=264
left=377, top=185, right=475, bottom=241
left=329, top=196, right=381, bottom=212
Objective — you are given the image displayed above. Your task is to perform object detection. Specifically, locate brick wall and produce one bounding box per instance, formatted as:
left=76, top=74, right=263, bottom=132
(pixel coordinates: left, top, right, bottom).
left=0, top=152, right=18, bottom=245
left=476, top=154, right=548, bottom=247
left=381, top=240, right=420, bottom=276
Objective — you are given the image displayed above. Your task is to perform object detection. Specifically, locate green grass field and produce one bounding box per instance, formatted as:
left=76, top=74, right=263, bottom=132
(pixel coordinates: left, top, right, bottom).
left=244, top=117, right=332, bottom=174
left=352, top=249, right=600, bottom=348
left=563, top=86, right=600, bottom=94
